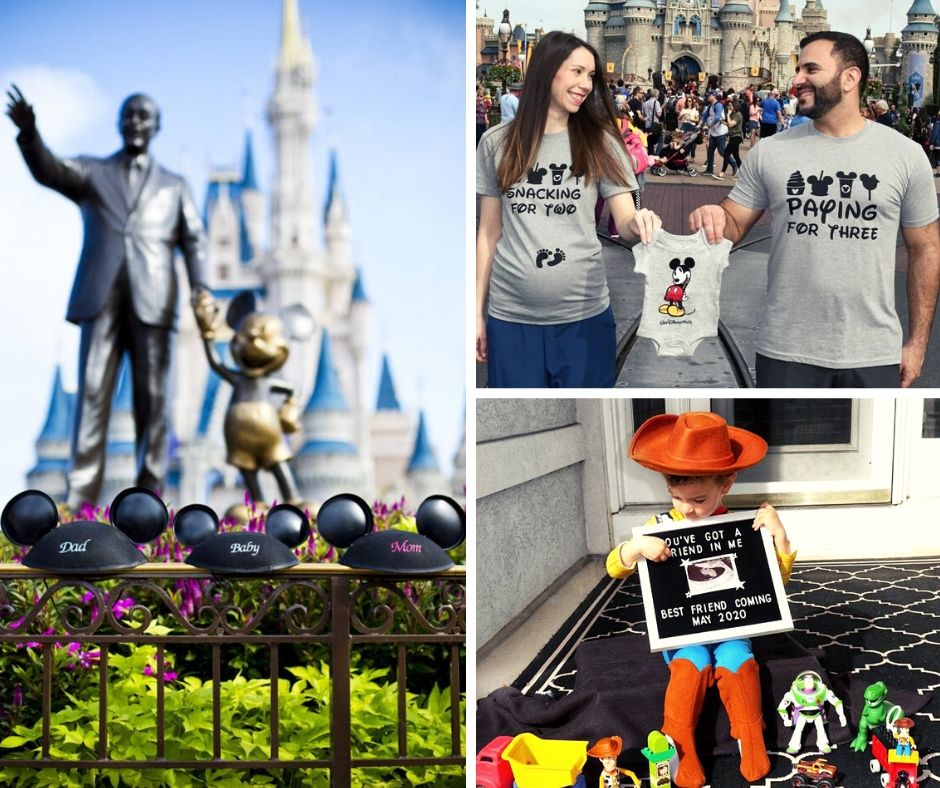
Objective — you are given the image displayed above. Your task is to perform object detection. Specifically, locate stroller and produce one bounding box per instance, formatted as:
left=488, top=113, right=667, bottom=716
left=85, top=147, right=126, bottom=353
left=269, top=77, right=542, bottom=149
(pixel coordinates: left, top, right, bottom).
left=649, top=128, right=700, bottom=177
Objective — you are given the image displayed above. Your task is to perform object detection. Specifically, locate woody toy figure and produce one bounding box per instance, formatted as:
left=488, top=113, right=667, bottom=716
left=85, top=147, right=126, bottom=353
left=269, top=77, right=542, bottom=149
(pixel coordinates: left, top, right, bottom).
left=587, top=736, right=640, bottom=788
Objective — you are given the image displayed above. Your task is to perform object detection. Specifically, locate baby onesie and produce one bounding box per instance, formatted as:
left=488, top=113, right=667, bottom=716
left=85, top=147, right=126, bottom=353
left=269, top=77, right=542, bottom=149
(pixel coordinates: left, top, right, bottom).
left=633, top=228, right=732, bottom=356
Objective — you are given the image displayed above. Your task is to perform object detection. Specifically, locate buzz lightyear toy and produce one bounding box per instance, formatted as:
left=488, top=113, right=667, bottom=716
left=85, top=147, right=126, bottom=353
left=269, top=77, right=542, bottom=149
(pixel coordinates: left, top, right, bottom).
left=777, top=670, right=847, bottom=753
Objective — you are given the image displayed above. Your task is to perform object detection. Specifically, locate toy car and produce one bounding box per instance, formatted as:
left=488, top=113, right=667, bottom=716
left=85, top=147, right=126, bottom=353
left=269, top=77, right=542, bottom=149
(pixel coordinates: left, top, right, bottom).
left=792, top=757, right=838, bottom=787
left=869, top=728, right=919, bottom=788
left=476, top=736, right=515, bottom=788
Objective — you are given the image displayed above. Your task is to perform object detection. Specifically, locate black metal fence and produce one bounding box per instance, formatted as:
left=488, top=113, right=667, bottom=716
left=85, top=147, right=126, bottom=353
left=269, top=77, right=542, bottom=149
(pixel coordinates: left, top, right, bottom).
left=0, top=563, right=466, bottom=785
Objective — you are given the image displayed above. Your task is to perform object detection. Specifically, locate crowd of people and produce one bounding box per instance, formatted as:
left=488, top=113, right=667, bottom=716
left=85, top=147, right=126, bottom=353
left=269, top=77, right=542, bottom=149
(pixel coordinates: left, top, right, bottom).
left=480, top=70, right=940, bottom=178
left=475, top=29, right=940, bottom=391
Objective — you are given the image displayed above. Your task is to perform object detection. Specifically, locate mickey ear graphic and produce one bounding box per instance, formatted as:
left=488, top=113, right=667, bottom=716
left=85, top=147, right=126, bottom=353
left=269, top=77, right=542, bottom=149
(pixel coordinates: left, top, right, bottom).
left=316, top=493, right=373, bottom=548
left=415, top=495, right=465, bottom=550
left=173, top=503, right=220, bottom=548
left=265, top=504, right=310, bottom=548
left=1, top=489, right=59, bottom=547
left=110, top=488, right=169, bottom=544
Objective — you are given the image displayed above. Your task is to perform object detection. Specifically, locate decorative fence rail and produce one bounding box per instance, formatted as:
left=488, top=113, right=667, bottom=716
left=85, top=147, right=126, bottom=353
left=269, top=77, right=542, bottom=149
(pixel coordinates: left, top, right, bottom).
left=0, top=563, right=466, bottom=785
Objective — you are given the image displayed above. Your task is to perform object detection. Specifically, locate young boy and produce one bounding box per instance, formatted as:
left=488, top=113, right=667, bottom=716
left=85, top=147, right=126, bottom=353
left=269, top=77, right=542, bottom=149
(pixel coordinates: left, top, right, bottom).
left=606, top=412, right=796, bottom=788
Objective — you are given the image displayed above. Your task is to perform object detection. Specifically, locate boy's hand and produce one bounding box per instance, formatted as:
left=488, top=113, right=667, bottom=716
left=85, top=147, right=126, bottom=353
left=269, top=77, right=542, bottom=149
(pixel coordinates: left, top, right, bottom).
left=753, top=502, right=792, bottom=555
left=620, top=536, right=672, bottom=565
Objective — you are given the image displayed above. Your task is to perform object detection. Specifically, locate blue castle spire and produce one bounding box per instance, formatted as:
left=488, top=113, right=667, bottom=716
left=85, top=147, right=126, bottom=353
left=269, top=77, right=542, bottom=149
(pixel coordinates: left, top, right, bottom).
left=242, top=130, right=258, bottom=191
left=38, top=366, right=73, bottom=442
left=304, top=331, right=349, bottom=412
left=351, top=268, right=368, bottom=303
left=375, top=354, right=401, bottom=411
left=407, top=411, right=439, bottom=473
left=323, top=149, right=346, bottom=225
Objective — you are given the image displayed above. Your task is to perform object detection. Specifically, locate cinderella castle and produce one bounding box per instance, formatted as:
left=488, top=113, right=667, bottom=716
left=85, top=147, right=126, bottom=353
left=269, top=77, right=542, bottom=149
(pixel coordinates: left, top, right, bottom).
left=481, top=1, right=938, bottom=105
left=27, top=0, right=465, bottom=513
left=584, top=0, right=831, bottom=91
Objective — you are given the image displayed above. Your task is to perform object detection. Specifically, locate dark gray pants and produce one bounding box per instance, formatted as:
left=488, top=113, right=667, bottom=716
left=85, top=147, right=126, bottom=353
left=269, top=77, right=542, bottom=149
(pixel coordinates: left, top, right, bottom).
left=756, top=353, right=900, bottom=388
left=69, top=269, right=171, bottom=507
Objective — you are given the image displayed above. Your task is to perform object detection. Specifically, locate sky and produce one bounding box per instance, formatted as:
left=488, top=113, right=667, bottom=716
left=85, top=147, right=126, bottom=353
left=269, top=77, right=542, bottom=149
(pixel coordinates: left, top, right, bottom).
left=0, top=0, right=465, bottom=507
left=483, top=1, right=920, bottom=44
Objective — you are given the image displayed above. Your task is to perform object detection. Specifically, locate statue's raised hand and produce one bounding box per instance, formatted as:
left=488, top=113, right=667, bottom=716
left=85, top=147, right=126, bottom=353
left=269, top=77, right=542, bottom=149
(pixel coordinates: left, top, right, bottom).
left=6, top=84, right=36, bottom=135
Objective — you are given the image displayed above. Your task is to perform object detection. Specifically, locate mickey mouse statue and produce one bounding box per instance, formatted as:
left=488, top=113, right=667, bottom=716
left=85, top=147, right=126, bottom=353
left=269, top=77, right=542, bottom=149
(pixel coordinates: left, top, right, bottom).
left=195, top=291, right=311, bottom=505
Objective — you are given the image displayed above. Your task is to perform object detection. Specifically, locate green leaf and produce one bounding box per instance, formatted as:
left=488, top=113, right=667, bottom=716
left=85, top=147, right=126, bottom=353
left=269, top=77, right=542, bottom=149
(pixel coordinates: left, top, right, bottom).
left=0, top=735, right=28, bottom=747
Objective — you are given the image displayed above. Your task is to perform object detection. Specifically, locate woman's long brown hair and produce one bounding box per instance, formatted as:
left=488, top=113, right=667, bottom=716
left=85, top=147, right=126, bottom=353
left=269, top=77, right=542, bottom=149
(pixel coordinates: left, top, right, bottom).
left=495, top=31, right=632, bottom=192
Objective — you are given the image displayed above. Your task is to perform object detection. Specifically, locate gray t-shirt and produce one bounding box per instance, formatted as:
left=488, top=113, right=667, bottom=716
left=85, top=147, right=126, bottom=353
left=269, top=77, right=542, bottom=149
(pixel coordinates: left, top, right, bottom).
left=729, top=120, right=938, bottom=368
left=477, top=124, right=637, bottom=324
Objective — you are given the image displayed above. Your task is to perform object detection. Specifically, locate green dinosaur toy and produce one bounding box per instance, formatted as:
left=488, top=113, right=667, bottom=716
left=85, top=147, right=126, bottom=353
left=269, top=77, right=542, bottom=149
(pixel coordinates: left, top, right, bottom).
left=850, top=681, right=903, bottom=752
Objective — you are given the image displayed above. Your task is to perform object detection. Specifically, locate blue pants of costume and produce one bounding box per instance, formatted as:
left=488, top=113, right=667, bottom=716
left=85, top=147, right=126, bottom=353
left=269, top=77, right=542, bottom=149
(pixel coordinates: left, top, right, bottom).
left=486, top=306, right=616, bottom=388
left=664, top=638, right=753, bottom=672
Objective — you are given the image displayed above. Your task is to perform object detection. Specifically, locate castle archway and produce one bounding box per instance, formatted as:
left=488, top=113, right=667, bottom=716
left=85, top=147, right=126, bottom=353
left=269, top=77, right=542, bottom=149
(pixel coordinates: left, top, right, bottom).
left=669, top=55, right=702, bottom=86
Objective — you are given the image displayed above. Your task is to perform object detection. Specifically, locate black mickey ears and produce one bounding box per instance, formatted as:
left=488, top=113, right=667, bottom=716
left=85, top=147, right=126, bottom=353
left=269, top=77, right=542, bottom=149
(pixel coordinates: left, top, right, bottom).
left=0, top=487, right=169, bottom=573
left=316, top=493, right=465, bottom=573
left=175, top=502, right=310, bottom=574
left=1, top=489, right=59, bottom=547
left=316, top=493, right=373, bottom=548
left=415, top=495, right=466, bottom=550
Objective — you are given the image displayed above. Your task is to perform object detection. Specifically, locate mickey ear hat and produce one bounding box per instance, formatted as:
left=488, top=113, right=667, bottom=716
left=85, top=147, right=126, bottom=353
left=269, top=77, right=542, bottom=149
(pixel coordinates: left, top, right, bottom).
left=629, top=412, right=767, bottom=475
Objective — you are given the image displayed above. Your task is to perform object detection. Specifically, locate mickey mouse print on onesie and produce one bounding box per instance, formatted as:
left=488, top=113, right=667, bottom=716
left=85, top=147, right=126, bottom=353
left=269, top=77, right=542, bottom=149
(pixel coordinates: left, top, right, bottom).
left=660, top=257, right=695, bottom=317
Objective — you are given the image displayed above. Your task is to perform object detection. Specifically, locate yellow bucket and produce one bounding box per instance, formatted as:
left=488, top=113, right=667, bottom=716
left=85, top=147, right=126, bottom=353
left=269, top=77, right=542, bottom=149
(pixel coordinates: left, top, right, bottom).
left=502, top=733, right=588, bottom=788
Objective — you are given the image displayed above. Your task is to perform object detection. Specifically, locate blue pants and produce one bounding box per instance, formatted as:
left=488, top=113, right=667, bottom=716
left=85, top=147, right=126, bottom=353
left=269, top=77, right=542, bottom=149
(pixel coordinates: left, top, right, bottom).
left=664, top=639, right=753, bottom=672
left=486, top=306, right=616, bottom=388
left=705, top=134, right=727, bottom=174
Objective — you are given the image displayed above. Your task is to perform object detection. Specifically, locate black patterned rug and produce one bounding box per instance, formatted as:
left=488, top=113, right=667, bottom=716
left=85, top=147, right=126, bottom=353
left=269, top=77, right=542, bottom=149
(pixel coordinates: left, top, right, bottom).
left=481, top=557, right=940, bottom=787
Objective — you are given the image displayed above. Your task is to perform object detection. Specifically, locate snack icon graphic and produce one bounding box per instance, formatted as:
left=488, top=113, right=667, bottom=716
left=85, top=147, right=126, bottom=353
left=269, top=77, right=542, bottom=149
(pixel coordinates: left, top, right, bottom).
left=806, top=172, right=833, bottom=197
left=786, top=171, right=806, bottom=196
left=860, top=173, right=880, bottom=200
left=549, top=162, right=568, bottom=185
left=526, top=163, right=548, bottom=184
left=836, top=170, right=858, bottom=198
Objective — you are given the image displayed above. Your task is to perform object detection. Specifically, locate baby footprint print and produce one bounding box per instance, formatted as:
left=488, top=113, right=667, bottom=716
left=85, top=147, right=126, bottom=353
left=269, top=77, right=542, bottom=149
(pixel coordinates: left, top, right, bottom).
left=535, top=248, right=566, bottom=268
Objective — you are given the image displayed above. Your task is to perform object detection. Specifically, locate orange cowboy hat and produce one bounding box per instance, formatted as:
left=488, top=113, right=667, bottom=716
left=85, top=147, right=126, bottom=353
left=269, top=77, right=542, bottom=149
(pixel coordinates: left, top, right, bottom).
left=629, top=412, right=767, bottom=475
left=587, top=736, right=623, bottom=759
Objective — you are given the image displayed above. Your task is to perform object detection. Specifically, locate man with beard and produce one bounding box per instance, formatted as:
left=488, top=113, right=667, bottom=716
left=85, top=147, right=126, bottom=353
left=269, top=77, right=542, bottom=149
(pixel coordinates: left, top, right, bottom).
left=688, top=31, right=939, bottom=388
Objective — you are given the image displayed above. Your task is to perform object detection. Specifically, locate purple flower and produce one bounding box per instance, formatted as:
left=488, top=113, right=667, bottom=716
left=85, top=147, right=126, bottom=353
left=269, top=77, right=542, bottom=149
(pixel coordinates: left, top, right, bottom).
left=12, top=685, right=23, bottom=707
left=111, top=596, right=136, bottom=619
left=143, top=664, right=178, bottom=682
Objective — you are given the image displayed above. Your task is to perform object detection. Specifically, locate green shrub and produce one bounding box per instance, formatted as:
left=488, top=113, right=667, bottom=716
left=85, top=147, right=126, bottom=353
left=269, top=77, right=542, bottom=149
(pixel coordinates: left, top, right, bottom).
left=0, top=638, right=464, bottom=787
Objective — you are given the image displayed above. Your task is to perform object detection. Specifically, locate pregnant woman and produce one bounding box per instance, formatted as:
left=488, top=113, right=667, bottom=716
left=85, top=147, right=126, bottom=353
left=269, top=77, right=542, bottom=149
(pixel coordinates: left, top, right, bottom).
left=476, top=31, right=661, bottom=388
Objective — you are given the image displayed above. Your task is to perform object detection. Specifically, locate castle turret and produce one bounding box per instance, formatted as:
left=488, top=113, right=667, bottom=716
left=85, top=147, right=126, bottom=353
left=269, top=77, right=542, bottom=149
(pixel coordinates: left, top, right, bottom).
left=267, top=0, right=318, bottom=259
left=239, top=130, right=263, bottom=261
left=718, top=3, right=754, bottom=90
left=323, top=151, right=356, bottom=320
left=584, top=3, right=609, bottom=57
left=26, top=366, right=74, bottom=502
left=293, top=330, right=369, bottom=504
left=621, top=1, right=658, bottom=81
left=901, top=0, right=938, bottom=108
left=369, top=354, right=412, bottom=496
left=404, top=411, right=447, bottom=504
left=800, top=0, right=829, bottom=37
left=773, top=1, right=796, bottom=88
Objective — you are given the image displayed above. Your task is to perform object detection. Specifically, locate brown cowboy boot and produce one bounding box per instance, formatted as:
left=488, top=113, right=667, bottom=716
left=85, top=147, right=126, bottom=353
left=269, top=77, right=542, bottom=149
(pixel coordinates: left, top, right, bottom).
left=662, top=658, right=712, bottom=788
left=715, top=659, right=771, bottom=783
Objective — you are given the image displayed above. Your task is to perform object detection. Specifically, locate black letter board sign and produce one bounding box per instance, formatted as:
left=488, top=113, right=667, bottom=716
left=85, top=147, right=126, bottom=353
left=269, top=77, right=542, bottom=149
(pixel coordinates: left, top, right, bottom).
left=633, top=510, right=793, bottom=652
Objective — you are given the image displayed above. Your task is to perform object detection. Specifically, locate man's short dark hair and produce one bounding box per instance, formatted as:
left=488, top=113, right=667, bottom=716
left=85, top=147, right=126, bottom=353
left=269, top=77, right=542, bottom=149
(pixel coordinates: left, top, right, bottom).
left=799, top=31, right=869, bottom=96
